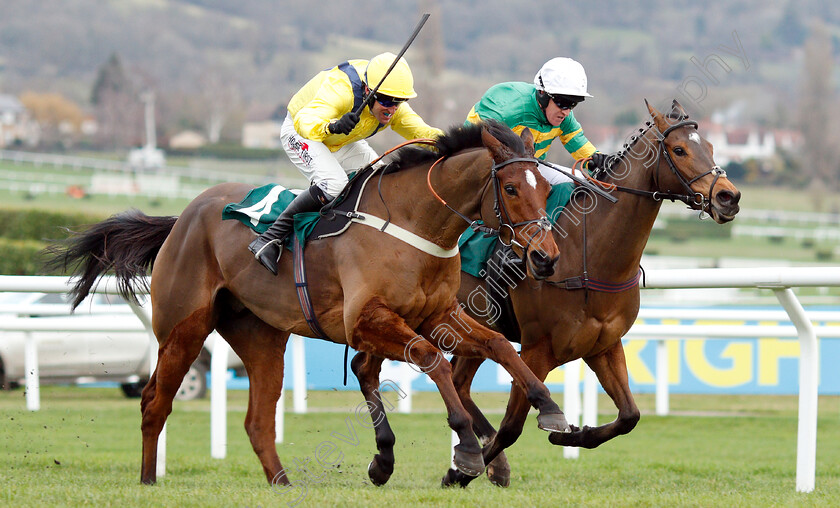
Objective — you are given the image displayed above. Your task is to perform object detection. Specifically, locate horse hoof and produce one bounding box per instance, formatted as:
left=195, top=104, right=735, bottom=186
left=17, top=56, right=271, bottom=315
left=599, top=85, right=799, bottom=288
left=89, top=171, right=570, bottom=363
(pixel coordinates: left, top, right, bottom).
left=453, top=447, right=484, bottom=477
left=486, top=452, right=511, bottom=487
left=537, top=412, right=571, bottom=433
left=367, top=457, right=392, bottom=486
left=440, top=468, right=460, bottom=488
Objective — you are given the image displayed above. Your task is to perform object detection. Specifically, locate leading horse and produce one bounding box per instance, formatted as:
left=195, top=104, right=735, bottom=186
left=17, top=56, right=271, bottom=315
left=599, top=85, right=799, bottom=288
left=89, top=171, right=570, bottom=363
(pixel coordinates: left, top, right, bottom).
left=352, top=99, right=742, bottom=487
left=49, top=120, right=570, bottom=486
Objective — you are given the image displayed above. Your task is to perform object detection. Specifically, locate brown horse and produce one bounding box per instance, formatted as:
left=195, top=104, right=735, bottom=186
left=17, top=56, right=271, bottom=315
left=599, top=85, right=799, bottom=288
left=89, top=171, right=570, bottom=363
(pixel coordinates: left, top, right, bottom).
left=49, top=120, right=570, bottom=487
left=351, top=99, right=742, bottom=487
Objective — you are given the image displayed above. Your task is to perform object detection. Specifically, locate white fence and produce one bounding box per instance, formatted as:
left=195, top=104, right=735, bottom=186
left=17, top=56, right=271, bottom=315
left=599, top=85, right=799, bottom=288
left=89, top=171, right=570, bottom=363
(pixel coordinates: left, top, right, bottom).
left=2, top=268, right=839, bottom=493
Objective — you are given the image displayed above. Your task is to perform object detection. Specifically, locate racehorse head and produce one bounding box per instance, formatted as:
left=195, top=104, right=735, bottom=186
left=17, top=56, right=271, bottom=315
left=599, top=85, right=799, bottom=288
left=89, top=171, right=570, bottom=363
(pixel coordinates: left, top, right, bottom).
left=478, top=121, right=559, bottom=279
left=644, top=99, right=741, bottom=223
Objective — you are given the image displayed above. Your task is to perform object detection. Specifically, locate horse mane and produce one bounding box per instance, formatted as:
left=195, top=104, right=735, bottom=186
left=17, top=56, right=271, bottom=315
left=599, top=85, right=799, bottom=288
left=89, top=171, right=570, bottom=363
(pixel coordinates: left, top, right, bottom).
left=597, top=101, right=690, bottom=182
left=390, top=119, right=524, bottom=170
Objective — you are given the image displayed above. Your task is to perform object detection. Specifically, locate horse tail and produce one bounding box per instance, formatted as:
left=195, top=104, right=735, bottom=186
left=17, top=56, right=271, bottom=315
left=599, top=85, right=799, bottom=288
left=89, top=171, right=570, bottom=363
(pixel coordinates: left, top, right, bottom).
left=44, top=209, right=178, bottom=309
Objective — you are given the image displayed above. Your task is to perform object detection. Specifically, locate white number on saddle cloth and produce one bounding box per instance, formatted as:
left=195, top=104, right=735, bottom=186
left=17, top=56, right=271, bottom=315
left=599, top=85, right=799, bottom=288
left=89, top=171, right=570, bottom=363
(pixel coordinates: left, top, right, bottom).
left=236, top=185, right=299, bottom=226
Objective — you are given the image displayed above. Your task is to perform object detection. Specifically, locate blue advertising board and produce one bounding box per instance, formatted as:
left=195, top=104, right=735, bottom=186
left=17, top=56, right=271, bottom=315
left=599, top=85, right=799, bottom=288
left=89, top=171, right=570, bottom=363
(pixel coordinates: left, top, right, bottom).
left=232, top=309, right=840, bottom=396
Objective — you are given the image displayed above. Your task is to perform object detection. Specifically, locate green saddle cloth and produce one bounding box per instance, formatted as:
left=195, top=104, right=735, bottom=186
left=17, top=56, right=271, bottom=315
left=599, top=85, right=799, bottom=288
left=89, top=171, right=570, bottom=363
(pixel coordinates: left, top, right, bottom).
left=458, top=182, right=575, bottom=277
left=225, top=182, right=575, bottom=264
left=222, top=184, right=321, bottom=248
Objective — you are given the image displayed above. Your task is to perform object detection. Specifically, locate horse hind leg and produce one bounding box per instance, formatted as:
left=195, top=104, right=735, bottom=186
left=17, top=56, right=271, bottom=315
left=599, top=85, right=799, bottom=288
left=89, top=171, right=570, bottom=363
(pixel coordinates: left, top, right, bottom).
left=216, top=308, right=291, bottom=486
left=350, top=352, right=396, bottom=486
left=140, top=307, right=214, bottom=484
left=549, top=341, right=640, bottom=449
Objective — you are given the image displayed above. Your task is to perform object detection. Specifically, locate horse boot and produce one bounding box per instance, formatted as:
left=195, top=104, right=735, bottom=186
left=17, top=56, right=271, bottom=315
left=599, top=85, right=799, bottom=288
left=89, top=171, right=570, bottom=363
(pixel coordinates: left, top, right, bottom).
left=248, top=185, right=329, bottom=275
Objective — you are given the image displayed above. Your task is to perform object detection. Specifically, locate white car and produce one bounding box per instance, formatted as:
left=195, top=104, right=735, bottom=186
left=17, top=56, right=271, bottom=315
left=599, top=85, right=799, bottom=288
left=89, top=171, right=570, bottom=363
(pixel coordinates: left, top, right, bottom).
left=0, top=292, right=245, bottom=400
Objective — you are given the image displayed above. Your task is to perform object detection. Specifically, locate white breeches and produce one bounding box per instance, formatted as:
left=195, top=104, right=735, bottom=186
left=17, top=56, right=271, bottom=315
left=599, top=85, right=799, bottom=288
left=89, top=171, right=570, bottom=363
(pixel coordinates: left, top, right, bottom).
left=281, top=114, right=378, bottom=198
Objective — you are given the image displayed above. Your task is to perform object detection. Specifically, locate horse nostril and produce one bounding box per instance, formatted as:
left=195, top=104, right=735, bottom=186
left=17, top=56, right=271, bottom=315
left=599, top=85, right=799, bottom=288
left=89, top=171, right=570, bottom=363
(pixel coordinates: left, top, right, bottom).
left=528, top=250, right=556, bottom=277
left=716, top=190, right=740, bottom=206
left=530, top=250, right=548, bottom=265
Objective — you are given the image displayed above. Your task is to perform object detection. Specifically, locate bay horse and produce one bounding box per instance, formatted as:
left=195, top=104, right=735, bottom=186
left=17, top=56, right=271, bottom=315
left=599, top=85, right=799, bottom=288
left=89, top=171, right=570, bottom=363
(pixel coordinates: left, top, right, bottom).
left=49, top=120, right=571, bottom=487
left=351, top=99, right=742, bottom=487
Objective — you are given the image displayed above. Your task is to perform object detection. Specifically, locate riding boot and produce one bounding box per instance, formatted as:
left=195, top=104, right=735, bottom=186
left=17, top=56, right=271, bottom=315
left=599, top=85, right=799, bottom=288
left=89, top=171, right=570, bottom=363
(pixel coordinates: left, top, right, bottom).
left=248, top=186, right=328, bottom=275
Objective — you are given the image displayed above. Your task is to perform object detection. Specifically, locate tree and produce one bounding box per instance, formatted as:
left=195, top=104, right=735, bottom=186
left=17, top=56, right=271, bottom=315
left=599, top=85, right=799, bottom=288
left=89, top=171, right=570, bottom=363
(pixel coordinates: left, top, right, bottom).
left=90, top=52, right=141, bottom=149
left=19, top=92, right=85, bottom=148
left=91, top=53, right=131, bottom=106
left=774, top=2, right=808, bottom=47
left=798, top=22, right=838, bottom=201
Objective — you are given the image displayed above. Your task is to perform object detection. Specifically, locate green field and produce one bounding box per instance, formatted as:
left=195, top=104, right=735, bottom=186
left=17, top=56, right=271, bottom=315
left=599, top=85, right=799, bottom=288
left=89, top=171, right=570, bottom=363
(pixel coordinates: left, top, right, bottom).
left=2, top=387, right=839, bottom=507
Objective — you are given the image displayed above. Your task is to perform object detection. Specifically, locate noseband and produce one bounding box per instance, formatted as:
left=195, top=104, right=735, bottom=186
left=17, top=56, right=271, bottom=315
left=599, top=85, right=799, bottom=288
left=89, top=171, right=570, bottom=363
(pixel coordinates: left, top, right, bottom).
left=427, top=155, right=551, bottom=254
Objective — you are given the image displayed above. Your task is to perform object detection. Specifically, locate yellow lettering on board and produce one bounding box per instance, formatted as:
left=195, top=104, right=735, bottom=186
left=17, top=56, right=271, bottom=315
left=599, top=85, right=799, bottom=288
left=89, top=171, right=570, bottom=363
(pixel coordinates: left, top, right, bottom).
left=758, top=338, right=799, bottom=386
left=668, top=340, right=681, bottom=385
left=623, top=340, right=654, bottom=384
left=685, top=340, right=752, bottom=387
left=545, top=361, right=589, bottom=384
left=545, top=366, right=563, bottom=384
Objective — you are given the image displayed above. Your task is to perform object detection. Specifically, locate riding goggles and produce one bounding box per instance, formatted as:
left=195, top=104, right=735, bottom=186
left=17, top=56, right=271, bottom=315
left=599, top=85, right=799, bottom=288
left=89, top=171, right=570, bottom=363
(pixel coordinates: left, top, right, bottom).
left=547, top=93, right=582, bottom=111
left=373, top=93, right=408, bottom=108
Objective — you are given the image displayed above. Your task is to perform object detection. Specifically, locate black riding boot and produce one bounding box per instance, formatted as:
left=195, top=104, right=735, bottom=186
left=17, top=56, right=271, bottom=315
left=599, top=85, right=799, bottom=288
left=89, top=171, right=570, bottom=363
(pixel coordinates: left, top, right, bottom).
left=248, top=186, right=328, bottom=275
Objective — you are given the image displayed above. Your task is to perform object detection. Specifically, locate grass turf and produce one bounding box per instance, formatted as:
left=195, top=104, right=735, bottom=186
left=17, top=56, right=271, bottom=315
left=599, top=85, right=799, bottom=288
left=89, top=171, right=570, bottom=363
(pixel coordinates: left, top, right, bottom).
left=1, top=387, right=839, bottom=507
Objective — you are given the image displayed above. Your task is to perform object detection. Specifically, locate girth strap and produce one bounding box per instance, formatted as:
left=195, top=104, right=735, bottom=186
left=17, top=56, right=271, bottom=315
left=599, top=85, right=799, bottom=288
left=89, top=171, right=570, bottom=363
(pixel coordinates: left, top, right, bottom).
left=549, top=268, right=643, bottom=293
left=293, top=235, right=328, bottom=339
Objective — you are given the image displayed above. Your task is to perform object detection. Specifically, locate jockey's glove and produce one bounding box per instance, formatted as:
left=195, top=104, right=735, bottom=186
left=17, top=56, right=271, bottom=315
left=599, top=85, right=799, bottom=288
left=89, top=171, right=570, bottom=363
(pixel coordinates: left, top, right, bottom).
left=588, top=152, right=616, bottom=172
left=328, top=112, right=360, bottom=135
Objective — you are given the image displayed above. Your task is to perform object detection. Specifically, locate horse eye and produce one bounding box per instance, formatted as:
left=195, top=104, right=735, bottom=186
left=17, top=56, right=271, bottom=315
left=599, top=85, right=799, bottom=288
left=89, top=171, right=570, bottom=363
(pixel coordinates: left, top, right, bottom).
left=504, top=184, right=517, bottom=196
left=673, top=147, right=686, bottom=156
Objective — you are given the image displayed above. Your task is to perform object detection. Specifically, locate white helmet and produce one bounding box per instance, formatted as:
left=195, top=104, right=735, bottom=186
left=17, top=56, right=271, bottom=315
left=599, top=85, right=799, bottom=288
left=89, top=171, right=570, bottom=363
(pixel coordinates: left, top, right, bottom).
left=534, top=57, right=593, bottom=98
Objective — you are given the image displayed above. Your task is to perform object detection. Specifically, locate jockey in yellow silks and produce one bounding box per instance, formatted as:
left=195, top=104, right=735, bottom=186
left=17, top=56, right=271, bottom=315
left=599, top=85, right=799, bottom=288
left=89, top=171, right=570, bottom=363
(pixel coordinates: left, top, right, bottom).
left=249, top=52, right=443, bottom=274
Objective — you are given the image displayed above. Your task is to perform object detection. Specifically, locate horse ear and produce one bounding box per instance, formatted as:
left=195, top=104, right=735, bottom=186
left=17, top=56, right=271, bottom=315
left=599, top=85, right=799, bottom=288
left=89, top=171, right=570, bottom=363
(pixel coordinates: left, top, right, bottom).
left=671, top=99, right=688, bottom=119
left=519, top=127, right=535, bottom=157
left=645, top=98, right=669, bottom=132
left=481, top=123, right=505, bottom=161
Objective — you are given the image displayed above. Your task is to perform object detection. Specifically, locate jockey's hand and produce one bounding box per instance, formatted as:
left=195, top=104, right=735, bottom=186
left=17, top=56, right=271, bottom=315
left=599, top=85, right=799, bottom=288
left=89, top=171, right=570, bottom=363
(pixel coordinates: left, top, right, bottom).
left=328, top=112, right=360, bottom=135
left=588, top=152, right=615, bottom=172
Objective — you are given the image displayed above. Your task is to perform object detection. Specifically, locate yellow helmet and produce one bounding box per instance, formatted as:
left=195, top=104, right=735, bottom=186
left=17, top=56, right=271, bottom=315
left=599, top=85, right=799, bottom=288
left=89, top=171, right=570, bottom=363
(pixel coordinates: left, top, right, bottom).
left=365, top=52, right=417, bottom=99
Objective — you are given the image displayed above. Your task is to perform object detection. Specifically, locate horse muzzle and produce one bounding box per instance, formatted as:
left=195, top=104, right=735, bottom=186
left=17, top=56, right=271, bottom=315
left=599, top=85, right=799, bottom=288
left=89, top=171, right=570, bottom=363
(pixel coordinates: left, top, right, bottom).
left=709, top=188, right=741, bottom=223
left=527, top=249, right=558, bottom=280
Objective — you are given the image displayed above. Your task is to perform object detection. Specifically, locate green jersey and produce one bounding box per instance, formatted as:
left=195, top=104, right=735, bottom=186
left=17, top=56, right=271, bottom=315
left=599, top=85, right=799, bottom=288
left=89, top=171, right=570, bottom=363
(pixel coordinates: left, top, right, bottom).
left=466, top=81, right=596, bottom=160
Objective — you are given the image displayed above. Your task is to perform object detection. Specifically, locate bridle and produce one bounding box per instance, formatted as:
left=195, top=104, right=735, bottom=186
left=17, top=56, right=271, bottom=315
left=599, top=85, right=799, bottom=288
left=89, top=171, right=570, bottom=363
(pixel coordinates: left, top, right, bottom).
left=427, top=155, right=552, bottom=255
left=589, top=119, right=728, bottom=219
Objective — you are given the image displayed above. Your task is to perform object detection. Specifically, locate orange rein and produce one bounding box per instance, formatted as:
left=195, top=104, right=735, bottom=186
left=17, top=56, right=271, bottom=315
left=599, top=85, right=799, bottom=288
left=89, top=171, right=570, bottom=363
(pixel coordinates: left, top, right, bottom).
left=365, top=137, right=448, bottom=205
left=575, top=157, right=617, bottom=192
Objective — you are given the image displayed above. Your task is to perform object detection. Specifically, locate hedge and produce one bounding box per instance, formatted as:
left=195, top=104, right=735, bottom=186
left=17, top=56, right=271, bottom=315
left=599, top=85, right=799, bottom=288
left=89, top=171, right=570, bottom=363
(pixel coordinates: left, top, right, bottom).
left=0, top=238, right=54, bottom=275
left=0, top=209, right=107, bottom=275
left=0, top=209, right=104, bottom=242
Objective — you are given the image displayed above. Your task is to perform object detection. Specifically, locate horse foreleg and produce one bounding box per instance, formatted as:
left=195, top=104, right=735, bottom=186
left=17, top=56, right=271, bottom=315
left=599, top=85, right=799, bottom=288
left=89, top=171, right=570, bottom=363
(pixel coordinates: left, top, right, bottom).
left=421, top=303, right=568, bottom=434
left=140, top=312, right=211, bottom=484
left=217, top=312, right=291, bottom=486
left=549, top=341, right=640, bottom=448
left=351, top=298, right=484, bottom=478
left=442, top=355, right=511, bottom=488
left=350, top=352, right=395, bottom=486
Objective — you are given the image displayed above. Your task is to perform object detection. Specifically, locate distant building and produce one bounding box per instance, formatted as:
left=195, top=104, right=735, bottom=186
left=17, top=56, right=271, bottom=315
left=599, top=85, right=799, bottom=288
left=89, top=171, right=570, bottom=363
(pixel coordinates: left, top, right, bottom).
left=699, top=121, right=803, bottom=166
left=583, top=120, right=803, bottom=167
left=0, top=94, right=39, bottom=148
left=241, top=103, right=286, bottom=149
left=242, top=121, right=282, bottom=149
left=169, top=130, right=208, bottom=150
